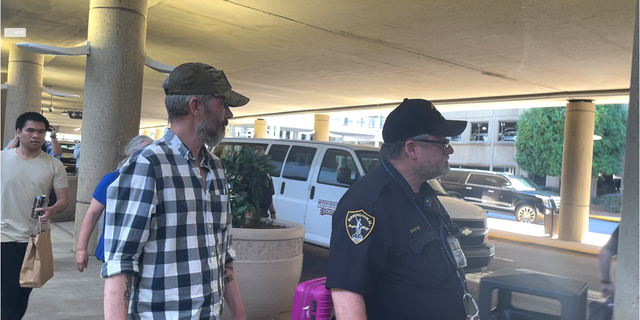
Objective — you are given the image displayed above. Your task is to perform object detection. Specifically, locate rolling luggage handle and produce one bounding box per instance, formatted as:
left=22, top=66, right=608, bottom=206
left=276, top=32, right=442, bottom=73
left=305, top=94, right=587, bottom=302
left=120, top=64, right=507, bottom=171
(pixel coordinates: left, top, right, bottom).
left=292, top=277, right=333, bottom=320
left=302, top=301, right=315, bottom=319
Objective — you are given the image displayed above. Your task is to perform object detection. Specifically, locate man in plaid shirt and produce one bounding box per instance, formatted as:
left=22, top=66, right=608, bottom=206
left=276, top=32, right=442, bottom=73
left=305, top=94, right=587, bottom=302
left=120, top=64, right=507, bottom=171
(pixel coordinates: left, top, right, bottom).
left=102, top=62, right=248, bottom=320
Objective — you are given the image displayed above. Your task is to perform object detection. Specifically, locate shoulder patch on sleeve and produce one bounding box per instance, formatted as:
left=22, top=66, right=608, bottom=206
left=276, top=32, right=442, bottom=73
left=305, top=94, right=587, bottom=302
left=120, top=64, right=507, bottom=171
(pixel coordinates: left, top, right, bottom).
left=345, top=210, right=375, bottom=244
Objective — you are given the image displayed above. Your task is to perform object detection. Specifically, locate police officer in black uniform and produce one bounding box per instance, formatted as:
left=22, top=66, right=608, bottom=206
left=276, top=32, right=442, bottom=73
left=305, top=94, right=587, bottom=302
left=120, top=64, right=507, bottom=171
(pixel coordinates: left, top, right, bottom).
left=326, top=99, right=471, bottom=320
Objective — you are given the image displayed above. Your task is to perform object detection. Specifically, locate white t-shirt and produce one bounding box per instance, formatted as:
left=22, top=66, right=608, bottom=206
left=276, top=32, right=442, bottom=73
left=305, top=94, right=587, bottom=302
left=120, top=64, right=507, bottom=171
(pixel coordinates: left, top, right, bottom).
left=1, top=149, right=68, bottom=242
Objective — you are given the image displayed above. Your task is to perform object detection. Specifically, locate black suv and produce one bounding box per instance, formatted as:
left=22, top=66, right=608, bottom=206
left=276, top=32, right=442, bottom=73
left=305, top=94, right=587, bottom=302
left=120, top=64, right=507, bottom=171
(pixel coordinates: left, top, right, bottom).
left=438, top=169, right=560, bottom=223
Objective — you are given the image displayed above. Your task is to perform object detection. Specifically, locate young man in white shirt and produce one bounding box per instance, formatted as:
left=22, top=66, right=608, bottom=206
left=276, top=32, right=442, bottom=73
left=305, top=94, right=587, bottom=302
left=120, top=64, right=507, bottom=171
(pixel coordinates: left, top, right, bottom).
left=1, top=112, right=69, bottom=319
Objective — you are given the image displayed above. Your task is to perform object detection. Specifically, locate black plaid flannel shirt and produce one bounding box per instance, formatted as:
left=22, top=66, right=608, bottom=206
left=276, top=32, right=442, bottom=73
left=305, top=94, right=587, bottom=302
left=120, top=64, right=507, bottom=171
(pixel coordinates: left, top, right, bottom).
left=101, top=130, right=234, bottom=320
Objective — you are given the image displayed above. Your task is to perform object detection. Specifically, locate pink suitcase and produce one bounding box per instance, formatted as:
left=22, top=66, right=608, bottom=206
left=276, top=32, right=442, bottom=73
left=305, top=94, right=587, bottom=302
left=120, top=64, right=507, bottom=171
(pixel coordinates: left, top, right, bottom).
left=291, top=277, right=334, bottom=320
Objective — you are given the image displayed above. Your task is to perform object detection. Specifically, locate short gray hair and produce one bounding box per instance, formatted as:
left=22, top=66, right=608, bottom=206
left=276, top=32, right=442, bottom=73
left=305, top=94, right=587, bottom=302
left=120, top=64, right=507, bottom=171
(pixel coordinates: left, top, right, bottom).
left=380, top=134, right=430, bottom=161
left=117, top=135, right=154, bottom=169
left=162, top=77, right=215, bottom=121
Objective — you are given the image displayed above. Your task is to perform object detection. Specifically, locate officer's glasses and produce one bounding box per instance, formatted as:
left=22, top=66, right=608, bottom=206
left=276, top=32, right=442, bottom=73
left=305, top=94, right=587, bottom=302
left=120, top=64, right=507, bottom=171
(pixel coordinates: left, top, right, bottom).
left=412, top=138, right=451, bottom=149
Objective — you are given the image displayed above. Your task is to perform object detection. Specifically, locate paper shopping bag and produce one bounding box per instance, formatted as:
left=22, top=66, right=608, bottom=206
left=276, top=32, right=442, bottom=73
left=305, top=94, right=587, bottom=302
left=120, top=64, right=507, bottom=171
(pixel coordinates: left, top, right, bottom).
left=19, top=227, right=54, bottom=288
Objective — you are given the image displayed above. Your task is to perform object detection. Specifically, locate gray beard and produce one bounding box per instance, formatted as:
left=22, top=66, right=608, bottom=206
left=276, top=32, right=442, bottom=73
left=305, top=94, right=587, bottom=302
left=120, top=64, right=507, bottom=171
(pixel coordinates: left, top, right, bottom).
left=420, top=162, right=450, bottom=180
left=196, top=120, right=225, bottom=146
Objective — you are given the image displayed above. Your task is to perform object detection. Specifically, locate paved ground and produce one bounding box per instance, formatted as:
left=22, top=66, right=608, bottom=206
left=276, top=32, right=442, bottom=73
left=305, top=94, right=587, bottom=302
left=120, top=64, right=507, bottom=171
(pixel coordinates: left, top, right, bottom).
left=487, top=211, right=619, bottom=234
left=23, top=222, right=103, bottom=320
left=21, top=218, right=613, bottom=319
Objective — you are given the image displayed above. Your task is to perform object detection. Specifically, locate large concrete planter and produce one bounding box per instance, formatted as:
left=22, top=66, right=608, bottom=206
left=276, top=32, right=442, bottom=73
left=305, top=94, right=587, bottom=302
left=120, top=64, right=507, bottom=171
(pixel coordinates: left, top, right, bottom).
left=223, top=220, right=304, bottom=320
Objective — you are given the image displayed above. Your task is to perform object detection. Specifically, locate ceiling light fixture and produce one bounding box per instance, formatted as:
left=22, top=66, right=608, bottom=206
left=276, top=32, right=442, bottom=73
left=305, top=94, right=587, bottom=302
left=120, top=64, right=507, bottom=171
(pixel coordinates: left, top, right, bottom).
left=42, top=86, right=80, bottom=98
left=61, top=110, right=68, bottom=116
left=16, top=42, right=90, bottom=56
left=48, top=94, right=54, bottom=112
left=74, top=128, right=81, bottom=131
left=145, top=56, right=175, bottom=74
left=17, top=42, right=175, bottom=74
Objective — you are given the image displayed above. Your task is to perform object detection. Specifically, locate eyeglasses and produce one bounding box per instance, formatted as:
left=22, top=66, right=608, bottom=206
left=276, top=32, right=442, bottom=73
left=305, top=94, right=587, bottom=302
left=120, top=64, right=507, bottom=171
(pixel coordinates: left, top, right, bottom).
left=412, top=138, right=451, bottom=149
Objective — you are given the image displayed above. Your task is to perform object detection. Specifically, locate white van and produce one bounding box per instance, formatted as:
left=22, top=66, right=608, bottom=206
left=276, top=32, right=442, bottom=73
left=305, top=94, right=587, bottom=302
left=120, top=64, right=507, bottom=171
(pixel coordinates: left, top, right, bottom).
left=214, top=138, right=494, bottom=271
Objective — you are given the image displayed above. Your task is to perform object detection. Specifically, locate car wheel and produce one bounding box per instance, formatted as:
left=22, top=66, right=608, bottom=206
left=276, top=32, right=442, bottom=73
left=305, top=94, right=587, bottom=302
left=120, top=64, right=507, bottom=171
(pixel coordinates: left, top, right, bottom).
left=516, top=204, right=537, bottom=223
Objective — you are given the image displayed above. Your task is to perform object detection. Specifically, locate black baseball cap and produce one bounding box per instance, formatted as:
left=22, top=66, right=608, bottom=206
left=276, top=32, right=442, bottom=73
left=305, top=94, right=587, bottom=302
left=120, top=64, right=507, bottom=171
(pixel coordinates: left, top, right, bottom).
left=382, top=99, right=467, bottom=143
left=164, top=62, right=249, bottom=107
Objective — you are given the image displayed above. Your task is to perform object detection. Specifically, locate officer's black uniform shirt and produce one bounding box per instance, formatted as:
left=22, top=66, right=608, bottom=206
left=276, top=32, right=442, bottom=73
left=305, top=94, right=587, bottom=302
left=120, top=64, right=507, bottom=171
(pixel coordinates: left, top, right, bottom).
left=326, top=160, right=466, bottom=320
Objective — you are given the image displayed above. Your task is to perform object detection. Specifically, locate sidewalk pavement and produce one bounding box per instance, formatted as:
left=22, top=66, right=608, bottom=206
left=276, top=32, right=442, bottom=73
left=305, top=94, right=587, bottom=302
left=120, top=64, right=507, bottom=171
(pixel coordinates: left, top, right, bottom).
left=487, top=217, right=613, bottom=255
left=22, top=219, right=611, bottom=320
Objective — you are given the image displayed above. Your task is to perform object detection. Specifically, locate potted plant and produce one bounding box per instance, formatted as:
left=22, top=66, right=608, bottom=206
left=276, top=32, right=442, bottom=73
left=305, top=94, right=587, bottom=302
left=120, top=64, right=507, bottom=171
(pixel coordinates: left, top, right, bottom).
left=221, top=145, right=304, bottom=320
left=223, top=146, right=278, bottom=228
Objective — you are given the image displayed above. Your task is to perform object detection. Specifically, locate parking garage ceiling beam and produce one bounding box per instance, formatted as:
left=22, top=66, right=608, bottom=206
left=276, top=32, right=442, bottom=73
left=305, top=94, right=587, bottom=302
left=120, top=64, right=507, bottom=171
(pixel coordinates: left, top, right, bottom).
left=231, top=88, right=630, bottom=121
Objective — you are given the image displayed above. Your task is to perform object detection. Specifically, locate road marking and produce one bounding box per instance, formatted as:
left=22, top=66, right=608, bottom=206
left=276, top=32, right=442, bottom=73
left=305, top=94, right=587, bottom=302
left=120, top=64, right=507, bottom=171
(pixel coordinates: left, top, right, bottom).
left=493, top=257, right=515, bottom=262
left=465, top=270, right=606, bottom=303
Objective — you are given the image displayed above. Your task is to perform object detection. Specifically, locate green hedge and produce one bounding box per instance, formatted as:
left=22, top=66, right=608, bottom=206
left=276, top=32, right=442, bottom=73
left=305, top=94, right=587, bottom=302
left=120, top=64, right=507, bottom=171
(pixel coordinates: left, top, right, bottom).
left=592, top=194, right=622, bottom=213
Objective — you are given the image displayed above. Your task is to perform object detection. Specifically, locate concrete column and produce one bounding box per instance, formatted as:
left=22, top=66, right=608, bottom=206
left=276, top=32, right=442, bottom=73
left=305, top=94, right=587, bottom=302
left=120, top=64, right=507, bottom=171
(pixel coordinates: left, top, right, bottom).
left=3, top=45, right=44, bottom=147
left=313, top=114, right=330, bottom=141
left=558, top=100, right=596, bottom=242
left=155, top=128, right=165, bottom=139
left=254, top=119, right=267, bottom=138
left=614, top=4, right=639, bottom=318
left=1, top=72, right=7, bottom=145
left=74, top=0, right=148, bottom=253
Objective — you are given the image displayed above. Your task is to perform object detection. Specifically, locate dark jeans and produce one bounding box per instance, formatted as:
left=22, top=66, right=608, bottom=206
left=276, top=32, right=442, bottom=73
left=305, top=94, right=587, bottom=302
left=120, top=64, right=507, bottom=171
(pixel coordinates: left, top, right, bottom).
left=1, top=242, right=32, bottom=320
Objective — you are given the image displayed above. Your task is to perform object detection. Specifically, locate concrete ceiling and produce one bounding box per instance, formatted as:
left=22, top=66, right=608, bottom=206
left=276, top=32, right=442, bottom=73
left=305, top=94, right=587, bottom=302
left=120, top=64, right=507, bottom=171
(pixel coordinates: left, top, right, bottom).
left=1, top=0, right=635, bottom=134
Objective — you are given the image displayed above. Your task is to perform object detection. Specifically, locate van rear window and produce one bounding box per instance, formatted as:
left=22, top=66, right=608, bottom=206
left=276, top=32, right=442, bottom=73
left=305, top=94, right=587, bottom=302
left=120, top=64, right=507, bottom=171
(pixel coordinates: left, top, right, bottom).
left=268, top=144, right=290, bottom=177
left=355, top=151, right=381, bottom=173
left=318, top=149, right=360, bottom=187
left=282, top=146, right=317, bottom=181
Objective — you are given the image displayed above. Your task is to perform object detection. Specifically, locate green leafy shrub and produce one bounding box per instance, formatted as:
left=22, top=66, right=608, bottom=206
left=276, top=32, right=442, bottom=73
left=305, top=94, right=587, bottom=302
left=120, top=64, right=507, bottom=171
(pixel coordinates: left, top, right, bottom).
left=221, top=145, right=276, bottom=228
left=515, top=105, right=627, bottom=178
left=594, top=194, right=622, bottom=213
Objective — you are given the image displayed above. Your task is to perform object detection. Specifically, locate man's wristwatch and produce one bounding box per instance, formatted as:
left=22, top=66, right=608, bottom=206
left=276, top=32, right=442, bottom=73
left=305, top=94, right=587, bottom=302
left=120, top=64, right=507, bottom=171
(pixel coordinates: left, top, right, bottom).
left=50, top=134, right=57, bottom=139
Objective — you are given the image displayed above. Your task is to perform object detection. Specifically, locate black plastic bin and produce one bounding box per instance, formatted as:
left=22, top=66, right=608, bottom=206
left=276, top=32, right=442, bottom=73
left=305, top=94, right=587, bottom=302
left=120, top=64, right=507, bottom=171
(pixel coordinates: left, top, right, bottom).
left=544, top=211, right=559, bottom=237
left=479, top=268, right=588, bottom=320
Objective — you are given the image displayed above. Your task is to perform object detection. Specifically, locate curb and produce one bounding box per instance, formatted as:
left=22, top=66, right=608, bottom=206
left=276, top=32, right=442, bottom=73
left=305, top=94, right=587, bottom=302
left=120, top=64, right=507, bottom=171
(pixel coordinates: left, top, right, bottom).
left=488, top=229, right=601, bottom=255
left=589, top=214, right=621, bottom=222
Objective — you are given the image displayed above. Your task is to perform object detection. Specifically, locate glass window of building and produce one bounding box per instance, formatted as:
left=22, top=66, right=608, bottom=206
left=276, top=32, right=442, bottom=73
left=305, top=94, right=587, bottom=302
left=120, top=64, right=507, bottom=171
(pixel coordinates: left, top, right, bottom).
left=498, top=121, right=518, bottom=141
left=471, top=122, right=489, bottom=141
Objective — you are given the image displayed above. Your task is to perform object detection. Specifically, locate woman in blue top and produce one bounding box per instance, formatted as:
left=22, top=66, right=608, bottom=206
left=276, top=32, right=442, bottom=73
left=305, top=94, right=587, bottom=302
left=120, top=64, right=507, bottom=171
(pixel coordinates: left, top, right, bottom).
left=75, top=135, right=153, bottom=272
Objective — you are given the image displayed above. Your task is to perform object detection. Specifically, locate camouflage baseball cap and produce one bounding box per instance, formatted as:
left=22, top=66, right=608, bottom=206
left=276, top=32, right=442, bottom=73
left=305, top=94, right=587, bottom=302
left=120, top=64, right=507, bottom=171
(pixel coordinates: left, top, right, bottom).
left=164, top=62, right=249, bottom=107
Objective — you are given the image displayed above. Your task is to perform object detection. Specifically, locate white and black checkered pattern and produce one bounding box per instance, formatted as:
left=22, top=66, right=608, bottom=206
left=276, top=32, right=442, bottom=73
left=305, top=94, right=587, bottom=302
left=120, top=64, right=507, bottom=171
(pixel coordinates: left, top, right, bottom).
left=101, top=129, right=234, bottom=320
